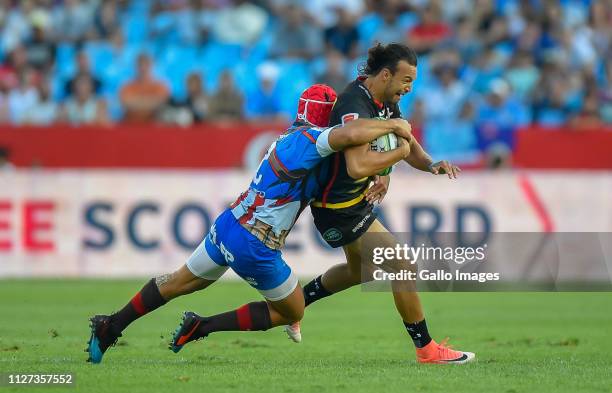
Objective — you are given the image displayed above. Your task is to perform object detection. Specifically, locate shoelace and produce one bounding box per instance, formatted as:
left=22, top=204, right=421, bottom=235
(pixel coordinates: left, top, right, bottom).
left=437, top=337, right=459, bottom=358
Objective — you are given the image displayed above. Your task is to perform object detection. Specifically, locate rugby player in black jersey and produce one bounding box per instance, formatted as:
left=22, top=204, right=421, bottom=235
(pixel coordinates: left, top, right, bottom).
left=287, top=43, right=474, bottom=364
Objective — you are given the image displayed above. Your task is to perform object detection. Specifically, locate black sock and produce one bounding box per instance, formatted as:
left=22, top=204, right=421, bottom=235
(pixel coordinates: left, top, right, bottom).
left=110, top=278, right=167, bottom=334
left=198, top=301, right=271, bottom=337
left=303, top=275, right=333, bottom=307
left=404, top=319, right=432, bottom=348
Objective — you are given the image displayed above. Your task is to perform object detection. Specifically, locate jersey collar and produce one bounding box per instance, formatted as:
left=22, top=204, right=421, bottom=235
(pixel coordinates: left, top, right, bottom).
left=356, top=76, right=384, bottom=110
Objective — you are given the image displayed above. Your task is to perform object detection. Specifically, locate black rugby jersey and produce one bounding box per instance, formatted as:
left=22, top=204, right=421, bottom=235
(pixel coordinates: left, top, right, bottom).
left=312, top=77, right=402, bottom=208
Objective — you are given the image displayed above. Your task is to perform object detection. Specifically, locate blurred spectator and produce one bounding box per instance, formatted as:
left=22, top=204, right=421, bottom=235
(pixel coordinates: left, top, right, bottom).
left=514, top=20, right=543, bottom=57
left=0, top=146, right=15, bottom=172
left=24, top=24, right=56, bottom=73
left=475, top=79, right=529, bottom=153
left=317, top=49, right=349, bottom=93
left=119, top=53, right=169, bottom=123
left=0, top=83, right=8, bottom=123
left=324, top=8, right=359, bottom=58
left=173, top=0, right=218, bottom=45
left=0, top=46, right=40, bottom=91
left=484, top=143, right=512, bottom=170
left=1, top=0, right=35, bottom=52
left=150, top=0, right=186, bottom=45
left=26, top=80, right=59, bottom=125
left=270, top=4, right=322, bottom=59
left=448, top=16, right=482, bottom=64
left=246, top=62, right=284, bottom=121
left=468, top=46, right=505, bottom=94
left=52, top=0, right=94, bottom=44
left=370, top=3, right=405, bottom=46
left=64, top=52, right=102, bottom=97
left=162, top=72, right=210, bottom=125
left=424, top=100, right=479, bottom=163
left=472, top=0, right=509, bottom=47
left=532, top=58, right=582, bottom=126
left=600, top=61, right=612, bottom=124
left=569, top=89, right=603, bottom=129
left=304, top=0, right=364, bottom=29
left=589, top=1, right=612, bottom=56
left=208, top=70, right=244, bottom=121
left=212, top=0, right=267, bottom=45
left=91, top=0, right=121, bottom=40
left=62, top=76, right=109, bottom=125
left=149, top=0, right=218, bottom=45
left=504, top=51, right=540, bottom=101
left=407, top=2, right=451, bottom=55
left=7, top=69, right=38, bottom=124
left=421, top=64, right=468, bottom=122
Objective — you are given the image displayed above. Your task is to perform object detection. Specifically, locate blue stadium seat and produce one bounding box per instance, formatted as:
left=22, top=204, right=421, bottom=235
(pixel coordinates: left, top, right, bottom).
left=275, top=60, right=313, bottom=116
left=83, top=42, right=114, bottom=78
left=233, top=63, right=261, bottom=96
left=199, top=42, right=243, bottom=72
left=122, top=14, right=149, bottom=44
left=357, top=14, right=383, bottom=45
left=54, top=43, right=76, bottom=80
left=159, top=45, right=200, bottom=99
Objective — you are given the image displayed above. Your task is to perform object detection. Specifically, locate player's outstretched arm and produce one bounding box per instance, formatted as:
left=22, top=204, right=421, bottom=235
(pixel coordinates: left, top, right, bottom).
left=404, top=138, right=433, bottom=171
left=344, top=136, right=411, bottom=179
left=404, top=138, right=461, bottom=179
left=327, top=118, right=413, bottom=151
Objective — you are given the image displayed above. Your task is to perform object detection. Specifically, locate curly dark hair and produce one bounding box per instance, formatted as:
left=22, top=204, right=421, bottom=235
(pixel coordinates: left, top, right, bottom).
left=359, top=43, right=418, bottom=76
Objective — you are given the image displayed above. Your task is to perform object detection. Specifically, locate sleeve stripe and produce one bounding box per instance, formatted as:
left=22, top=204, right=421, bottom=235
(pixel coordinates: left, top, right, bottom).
left=301, top=131, right=316, bottom=144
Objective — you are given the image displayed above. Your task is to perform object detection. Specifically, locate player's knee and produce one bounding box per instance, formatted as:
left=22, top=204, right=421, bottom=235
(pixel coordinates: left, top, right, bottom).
left=283, top=305, right=304, bottom=322
left=276, top=297, right=305, bottom=322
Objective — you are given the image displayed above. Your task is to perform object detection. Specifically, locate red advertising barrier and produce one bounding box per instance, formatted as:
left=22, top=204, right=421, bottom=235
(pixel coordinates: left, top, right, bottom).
left=513, top=127, right=612, bottom=169
left=0, top=123, right=611, bottom=169
left=0, top=122, right=286, bottom=169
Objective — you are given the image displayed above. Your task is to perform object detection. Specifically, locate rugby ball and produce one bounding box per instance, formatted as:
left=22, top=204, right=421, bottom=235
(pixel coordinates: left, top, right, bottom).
left=370, top=132, right=398, bottom=176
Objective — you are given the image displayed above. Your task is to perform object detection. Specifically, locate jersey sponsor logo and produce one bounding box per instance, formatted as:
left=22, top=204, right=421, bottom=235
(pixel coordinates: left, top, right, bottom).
left=352, top=213, right=371, bottom=233
left=341, top=113, right=359, bottom=124
left=323, top=228, right=343, bottom=242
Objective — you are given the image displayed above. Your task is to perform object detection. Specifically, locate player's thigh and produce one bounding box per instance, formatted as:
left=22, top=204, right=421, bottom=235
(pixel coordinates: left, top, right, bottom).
left=342, top=219, right=394, bottom=272
left=361, top=219, right=411, bottom=275
left=342, top=238, right=364, bottom=277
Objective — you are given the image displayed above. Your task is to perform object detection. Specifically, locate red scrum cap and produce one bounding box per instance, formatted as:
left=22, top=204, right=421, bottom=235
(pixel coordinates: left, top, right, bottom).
left=296, top=84, right=337, bottom=128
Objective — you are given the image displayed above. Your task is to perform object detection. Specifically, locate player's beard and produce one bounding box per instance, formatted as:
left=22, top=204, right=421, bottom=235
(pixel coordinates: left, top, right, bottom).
left=385, top=84, right=403, bottom=105
left=389, top=90, right=402, bottom=104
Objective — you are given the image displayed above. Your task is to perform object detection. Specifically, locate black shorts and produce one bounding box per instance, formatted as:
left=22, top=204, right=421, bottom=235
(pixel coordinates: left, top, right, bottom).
left=311, top=199, right=377, bottom=248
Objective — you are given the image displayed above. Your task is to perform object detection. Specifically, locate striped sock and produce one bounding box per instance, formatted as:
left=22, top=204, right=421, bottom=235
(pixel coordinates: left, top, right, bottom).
left=197, top=302, right=271, bottom=337
left=110, top=279, right=167, bottom=334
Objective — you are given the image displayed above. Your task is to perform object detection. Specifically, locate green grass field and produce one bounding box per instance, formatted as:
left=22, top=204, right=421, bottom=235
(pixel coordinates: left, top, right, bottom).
left=1, top=280, right=611, bottom=393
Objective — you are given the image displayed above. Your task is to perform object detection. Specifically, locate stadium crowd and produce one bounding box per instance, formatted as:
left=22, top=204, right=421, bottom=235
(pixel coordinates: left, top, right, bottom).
left=0, top=0, right=611, bottom=160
